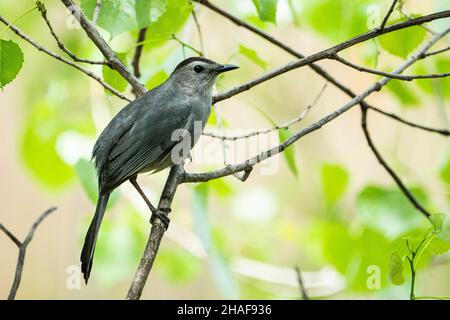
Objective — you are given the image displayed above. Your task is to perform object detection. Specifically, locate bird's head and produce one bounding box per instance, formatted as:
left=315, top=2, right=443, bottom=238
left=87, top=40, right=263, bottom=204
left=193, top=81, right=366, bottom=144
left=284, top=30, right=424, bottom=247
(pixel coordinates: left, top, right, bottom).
left=169, top=57, right=238, bottom=94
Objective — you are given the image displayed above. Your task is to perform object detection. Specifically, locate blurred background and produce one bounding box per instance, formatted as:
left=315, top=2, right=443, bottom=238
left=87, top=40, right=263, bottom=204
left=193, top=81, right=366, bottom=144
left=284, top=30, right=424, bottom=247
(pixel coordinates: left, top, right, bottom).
left=0, top=0, right=449, bottom=299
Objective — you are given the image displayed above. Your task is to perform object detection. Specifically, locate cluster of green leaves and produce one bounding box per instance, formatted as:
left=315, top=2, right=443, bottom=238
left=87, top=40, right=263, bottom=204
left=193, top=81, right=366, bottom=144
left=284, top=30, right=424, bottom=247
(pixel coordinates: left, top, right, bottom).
left=311, top=162, right=450, bottom=296
left=81, top=0, right=193, bottom=93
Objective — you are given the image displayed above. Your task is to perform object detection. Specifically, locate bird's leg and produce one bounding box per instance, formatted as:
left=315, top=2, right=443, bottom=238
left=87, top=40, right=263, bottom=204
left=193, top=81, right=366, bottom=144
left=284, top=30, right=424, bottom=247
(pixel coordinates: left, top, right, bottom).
left=129, top=177, right=170, bottom=230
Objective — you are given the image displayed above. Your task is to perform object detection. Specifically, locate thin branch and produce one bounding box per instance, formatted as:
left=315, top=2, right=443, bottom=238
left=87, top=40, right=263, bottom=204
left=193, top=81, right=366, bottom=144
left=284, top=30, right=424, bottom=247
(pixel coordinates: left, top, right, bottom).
left=0, top=14, right=131, bottom=102
left=0, top=224, right=22, bottom=247
left=171, top=33, right=203, bottom=56
left=295, top=266, right=309, bottom=300
left=368, top=106, right=450, bottom=136
left=184, top=27, right=450, bottom=184
left=332, top=53, right=450, bottom=81
left=361, top=106, right=431, bottom=219
left=379, top=0, right=398, bottom=31
left=36, top=1, right=106, bottom=65
left=212, top=10, right=450, bottom=103
left=191, top=6, right=205, bottom=54
left=92, top=0, right=102, bottom=27
left=60, top=0, right=146, bottom=96
left=132, top=28, right=148, bottom=79
left=203, top=82, right=327, bottom=140
left=6, top=207, right=57, bottom=300
left=421, top=45, right=450, bottom=59
left=399, top=6, right=437, bottom=35
left=126, top=165, right=184, bottom=300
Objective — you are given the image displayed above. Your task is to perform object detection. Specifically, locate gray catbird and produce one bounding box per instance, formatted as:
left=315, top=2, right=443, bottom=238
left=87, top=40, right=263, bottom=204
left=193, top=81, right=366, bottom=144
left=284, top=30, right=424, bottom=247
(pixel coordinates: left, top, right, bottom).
left=81, top=57, right=238, bottom=283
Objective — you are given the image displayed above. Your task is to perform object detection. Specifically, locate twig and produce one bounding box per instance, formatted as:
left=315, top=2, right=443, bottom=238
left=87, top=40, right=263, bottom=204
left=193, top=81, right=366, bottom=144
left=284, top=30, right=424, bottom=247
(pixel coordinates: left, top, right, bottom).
left=368, top=106, right=450, bottom=136
left=0, top=14, right=131, bottom=102
left=92, top=0, right=102, bottom=27
left=331, top=53, right=450, bottom=81
left=132, top=28, right=148, bottom=79
left=60, top=0, right=146, bottom=96
left=295, top=266, right=309, bottom=300
left=399, top=6, right=437, bottom=35
left=3, top=207, right=57, bottom=300
left=36, top=1, right=106, bottom=65
left=191, top=7, right=205, bottom=54
left=361, top=106, right=431, bottom=219
left=0, top=224, right=22, bottom=247
left=171, top=33, right=203, bottom=56
left=421, top=45, right=450, bottom=59
left=203, top=82, right=327, bottom=140
left=379, top=0, right=398, bottom=31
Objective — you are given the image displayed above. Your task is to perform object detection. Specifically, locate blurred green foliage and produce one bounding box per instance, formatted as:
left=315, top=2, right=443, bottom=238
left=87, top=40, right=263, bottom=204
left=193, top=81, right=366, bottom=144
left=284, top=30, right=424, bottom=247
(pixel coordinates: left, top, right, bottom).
left=1, top=0, right=449, bottom=299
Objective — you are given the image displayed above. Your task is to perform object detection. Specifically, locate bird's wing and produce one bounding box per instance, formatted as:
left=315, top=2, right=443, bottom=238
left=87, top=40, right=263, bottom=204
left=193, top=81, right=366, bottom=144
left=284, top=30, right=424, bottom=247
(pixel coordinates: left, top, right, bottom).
left=100, top=100, right=193, bottom=192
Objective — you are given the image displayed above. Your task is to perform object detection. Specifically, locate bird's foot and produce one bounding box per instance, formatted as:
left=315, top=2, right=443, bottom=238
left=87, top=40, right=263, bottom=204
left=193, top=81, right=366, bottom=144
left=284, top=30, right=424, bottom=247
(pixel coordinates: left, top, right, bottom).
left=150, top=208, right=171, bottom=230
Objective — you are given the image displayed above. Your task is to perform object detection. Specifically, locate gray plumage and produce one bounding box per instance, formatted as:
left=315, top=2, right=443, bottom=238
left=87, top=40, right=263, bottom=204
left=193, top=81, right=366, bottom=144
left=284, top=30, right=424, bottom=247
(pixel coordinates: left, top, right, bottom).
left=81, top=57, right=238, bottom=283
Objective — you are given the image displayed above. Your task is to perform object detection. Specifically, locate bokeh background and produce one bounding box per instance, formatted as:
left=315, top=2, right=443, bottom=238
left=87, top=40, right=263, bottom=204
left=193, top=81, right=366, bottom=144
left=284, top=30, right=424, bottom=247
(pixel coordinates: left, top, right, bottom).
left=0, top=0, right=449, bottom=299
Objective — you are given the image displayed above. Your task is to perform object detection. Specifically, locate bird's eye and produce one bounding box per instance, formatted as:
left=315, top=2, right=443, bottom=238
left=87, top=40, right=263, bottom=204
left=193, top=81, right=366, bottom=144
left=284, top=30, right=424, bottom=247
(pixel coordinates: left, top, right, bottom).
left=194, top=65, right=204, bottom=73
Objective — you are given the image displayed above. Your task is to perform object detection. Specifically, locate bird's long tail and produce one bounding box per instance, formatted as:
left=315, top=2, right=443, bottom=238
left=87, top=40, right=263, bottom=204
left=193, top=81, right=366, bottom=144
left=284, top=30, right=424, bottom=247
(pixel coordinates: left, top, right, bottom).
left=80, top=193, right=110, bottom=284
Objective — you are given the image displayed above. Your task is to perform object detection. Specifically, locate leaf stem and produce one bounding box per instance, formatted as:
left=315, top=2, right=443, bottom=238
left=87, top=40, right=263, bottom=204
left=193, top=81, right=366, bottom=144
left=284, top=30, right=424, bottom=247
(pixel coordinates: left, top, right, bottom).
left=0, top=6, right=37, bottom=39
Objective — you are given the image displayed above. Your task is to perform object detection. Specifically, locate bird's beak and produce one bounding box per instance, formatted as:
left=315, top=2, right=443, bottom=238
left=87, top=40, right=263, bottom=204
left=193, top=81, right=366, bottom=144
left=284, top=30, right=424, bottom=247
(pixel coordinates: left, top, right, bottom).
left=216, top=64, right=239, bottom=73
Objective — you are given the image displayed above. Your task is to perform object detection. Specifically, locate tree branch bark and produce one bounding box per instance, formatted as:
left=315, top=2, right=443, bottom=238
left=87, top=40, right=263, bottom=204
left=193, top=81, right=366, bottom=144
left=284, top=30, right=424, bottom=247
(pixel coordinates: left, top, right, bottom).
left=1, top=207, right=57, bottom=300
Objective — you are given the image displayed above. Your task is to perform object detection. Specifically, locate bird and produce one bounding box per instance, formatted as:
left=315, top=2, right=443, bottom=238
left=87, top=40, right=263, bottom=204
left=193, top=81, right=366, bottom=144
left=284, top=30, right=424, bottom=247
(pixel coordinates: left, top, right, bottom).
left=81, top=57, right=238, bottom=283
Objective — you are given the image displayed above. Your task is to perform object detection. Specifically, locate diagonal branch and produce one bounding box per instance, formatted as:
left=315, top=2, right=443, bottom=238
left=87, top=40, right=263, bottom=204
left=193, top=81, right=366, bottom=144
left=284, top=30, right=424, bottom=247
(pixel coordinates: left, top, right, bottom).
left=0, top=14, right=131, bottom=102
left=0, top=224, right=22, bottom=248
left=92, top=0, right=102, bottom=27
left=379, top=0, right=398, bottom=31
left=212, top=10, right=450, bottom=103
left=368, top=106, right=450, bottom=136
left=60, top=0, right=147, bottom=96
left=331, top=53, right=450, bottom=81
left=4, top=207, right=57, bottom=300
left=360, top=106, right=431, bottom=218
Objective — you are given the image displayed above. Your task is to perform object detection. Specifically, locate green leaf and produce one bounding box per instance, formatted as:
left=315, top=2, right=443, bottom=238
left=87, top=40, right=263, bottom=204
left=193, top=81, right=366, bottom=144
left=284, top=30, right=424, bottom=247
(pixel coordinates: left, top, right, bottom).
left=145, top=70, right=168, bottom=90
left=0, top=39, right=24, bottom=88
left=192, top=185, right=238, bottom=298
left=388, top=251, right=405, bottom=285
left=92, top=207, right=147, bottom=285
left=302, top=0, right=370, bottom=42
left=252, top=0, right=278, bottom=23
left=239, top=44, right=267, bottom=69
left=321, top=163, right=349, bottom=204
left=386, top=80, right=420, bottom=108
left=81, top=0, right=167, bottom=37
left=435, top=57, right=450, bottom=100
left=102, top=52, right=128, bottom=93
left=309, top=220, right=392, bottom=291
left=356, top=185, right=428, bottom=240
left=75, top=158, right=98, bottom=203
left=155, top=247, right=201, bottom=283
left=144, top=0, right=192, bottom=45
left=428, top=214, right=450, bottom=254
left=75, top=158, right=120, bottom=207
left=379, top=17, right=426, bottom=58
left=279, top=128, right=298, bottom=178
